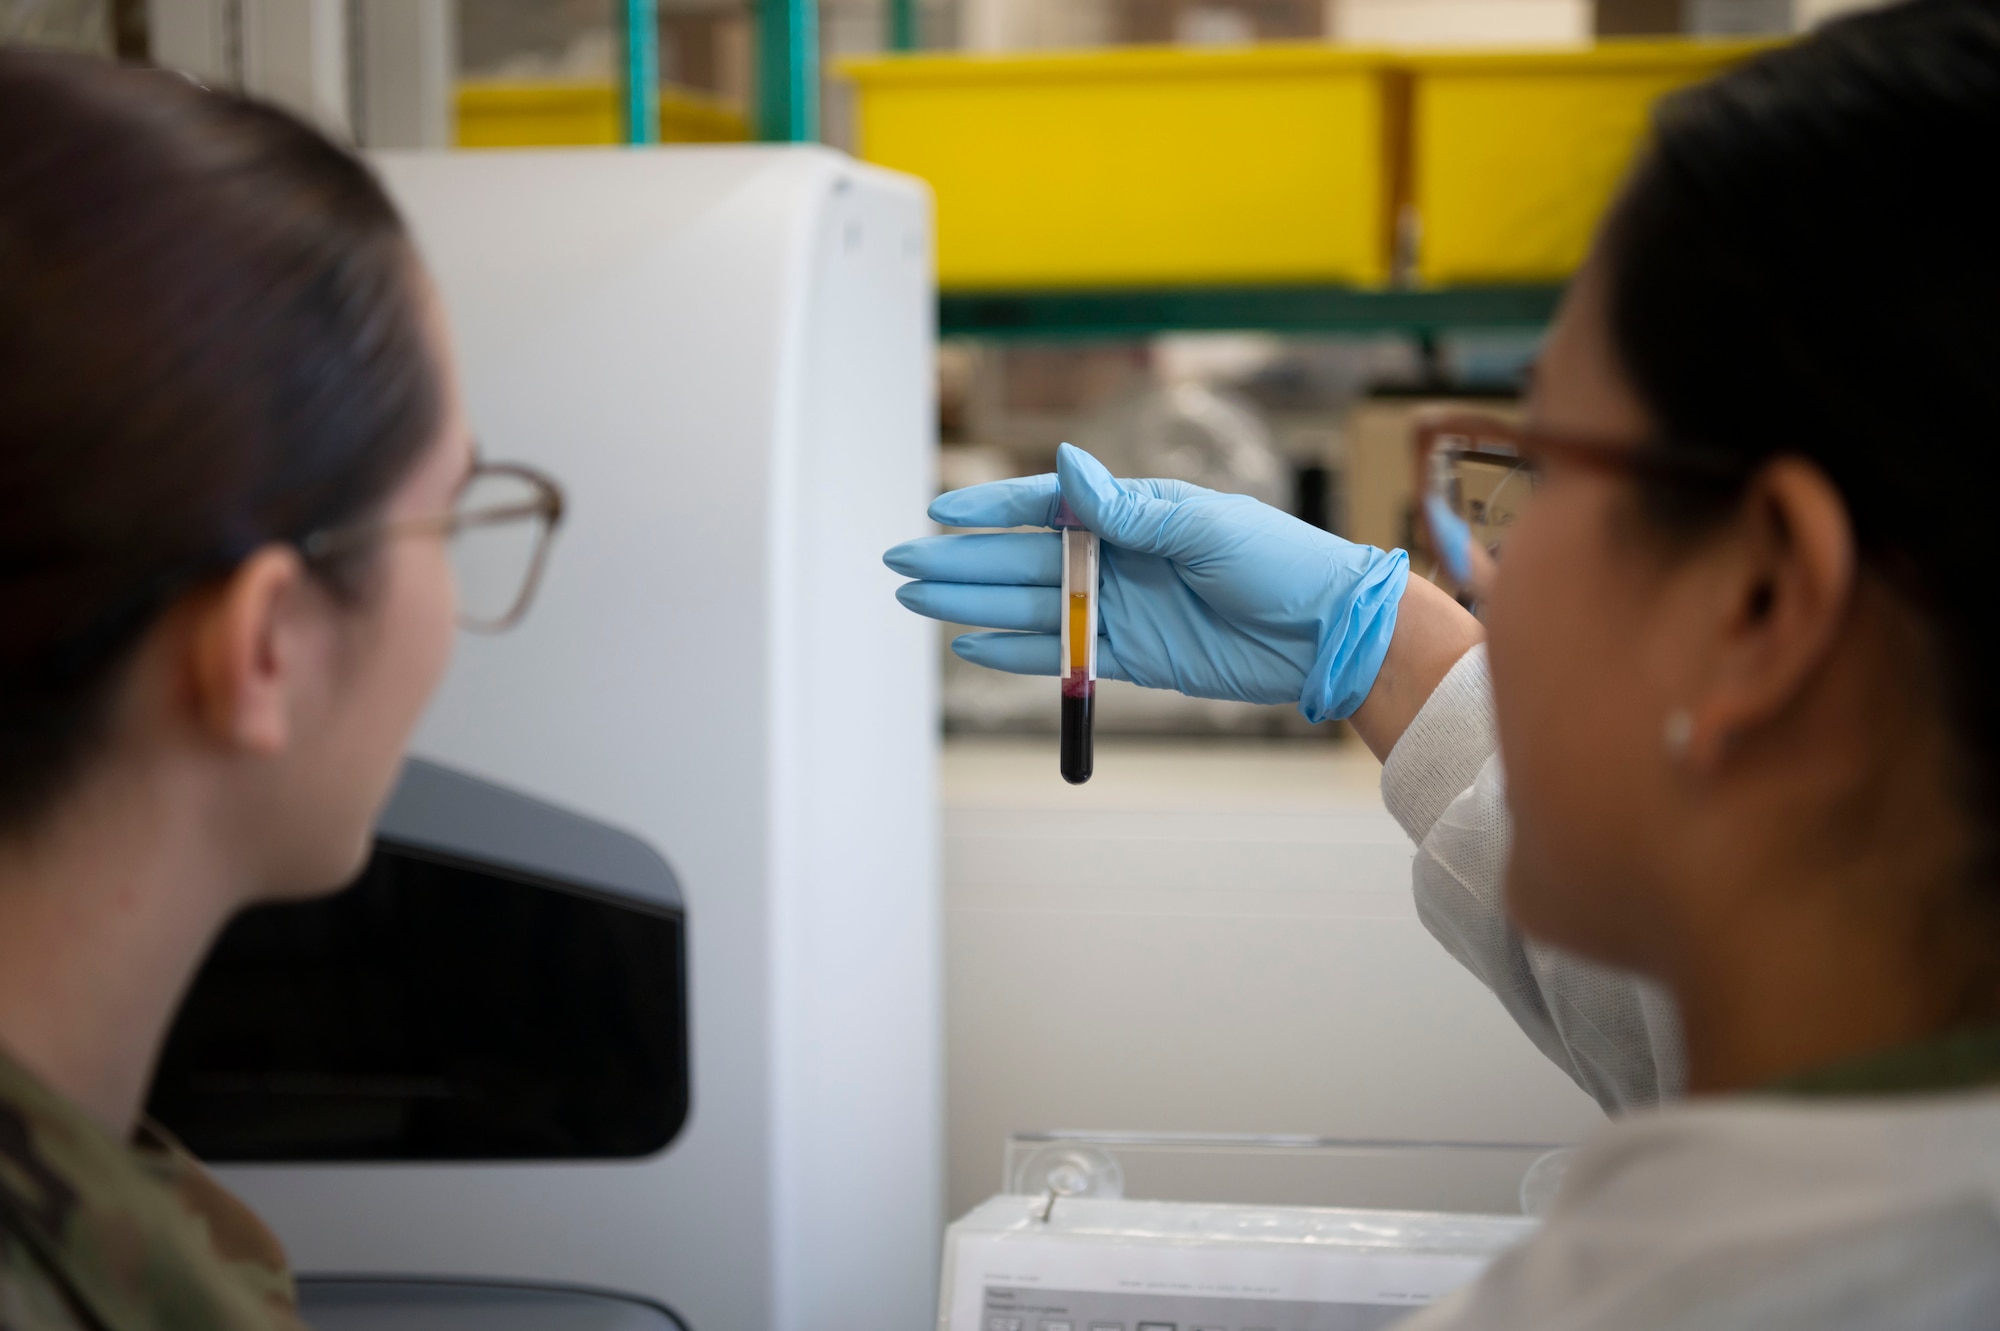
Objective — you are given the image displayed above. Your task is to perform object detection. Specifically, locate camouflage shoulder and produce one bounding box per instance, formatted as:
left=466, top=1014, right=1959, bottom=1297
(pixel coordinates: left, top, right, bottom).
left=0, top=1230, right=96, bottom=1331
left=134, top=1128, right=300, bottom=1324
left=0, top=1061, right=305, bottom=1331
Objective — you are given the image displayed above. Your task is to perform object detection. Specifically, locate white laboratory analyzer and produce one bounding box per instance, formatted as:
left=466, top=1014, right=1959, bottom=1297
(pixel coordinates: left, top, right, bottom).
left=154, top=147, right=941, bottom=1331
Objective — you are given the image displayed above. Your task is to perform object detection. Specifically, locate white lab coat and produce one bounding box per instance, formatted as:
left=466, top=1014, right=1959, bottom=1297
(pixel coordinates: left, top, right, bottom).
left=1381, top=647, right=2000, bottom=1330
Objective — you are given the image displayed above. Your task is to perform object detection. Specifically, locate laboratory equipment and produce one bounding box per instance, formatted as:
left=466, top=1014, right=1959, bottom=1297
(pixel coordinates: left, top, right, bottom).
left=211, top=148, right=938, bottom=1331
left=296, top=1278, right=683, bottom=1331
left=1083, top=380, right=1288, bottom=510
left=152, top=757, right=690, bottom=1328
left=939, top=1194, right=1535, bottom=1331
left=1056, top=504, right=1099, bottom=785
left=937, top=1134, right=1568, bottom=1331
left=1001, top=1132, right=1575, bottom=1218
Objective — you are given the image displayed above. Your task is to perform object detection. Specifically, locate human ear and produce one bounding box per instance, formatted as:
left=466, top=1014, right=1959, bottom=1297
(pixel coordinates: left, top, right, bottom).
left=184, top=546, right=313, bottom=756
left=1680, top=458, right=1855, bottom=770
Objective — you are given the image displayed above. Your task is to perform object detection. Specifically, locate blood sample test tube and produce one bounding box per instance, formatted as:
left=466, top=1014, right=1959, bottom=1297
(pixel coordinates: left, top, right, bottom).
left=1057, top=516, right=1099, bottom=785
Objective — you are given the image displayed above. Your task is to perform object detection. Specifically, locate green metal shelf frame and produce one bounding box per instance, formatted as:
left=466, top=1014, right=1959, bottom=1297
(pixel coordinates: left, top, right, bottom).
left=623, top=0, right=822, bottom=143
left=758, top=0, right=819, bottom=141
left=622, top=0, right=660, bottom=145
left=939, top=283, right=1565, bottom=340
left=889, top=0, right=919, bottom=51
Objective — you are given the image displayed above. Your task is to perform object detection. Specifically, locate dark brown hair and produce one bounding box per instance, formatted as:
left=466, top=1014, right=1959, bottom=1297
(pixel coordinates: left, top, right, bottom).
left=0, top=50, right=442, bottom=829
left=1602, top=0, right=2000, bottom=881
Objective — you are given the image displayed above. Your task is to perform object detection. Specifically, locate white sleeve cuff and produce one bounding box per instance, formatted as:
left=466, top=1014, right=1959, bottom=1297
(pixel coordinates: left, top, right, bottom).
left=1380, top=643, right=1496, bottom=844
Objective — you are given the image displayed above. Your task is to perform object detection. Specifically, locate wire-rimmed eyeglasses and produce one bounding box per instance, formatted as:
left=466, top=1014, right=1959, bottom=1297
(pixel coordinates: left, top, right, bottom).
left=1411, top=411, right=1747, bottom=603
left=302, top=459, right=565, bottom=633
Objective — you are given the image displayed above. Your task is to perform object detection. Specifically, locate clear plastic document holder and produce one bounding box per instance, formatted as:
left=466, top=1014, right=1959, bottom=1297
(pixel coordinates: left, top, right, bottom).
left=938, top=1133, right=1571, bottom=1331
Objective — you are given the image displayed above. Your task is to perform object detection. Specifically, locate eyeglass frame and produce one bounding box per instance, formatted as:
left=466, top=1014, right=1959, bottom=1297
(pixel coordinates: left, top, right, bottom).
left=1410, top=411, right=1751, bottom=599
left=299, top=458, right=566, bottom=633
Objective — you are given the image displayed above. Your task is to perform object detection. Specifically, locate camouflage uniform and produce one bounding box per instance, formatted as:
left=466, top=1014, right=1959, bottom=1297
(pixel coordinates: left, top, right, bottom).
left=0, top=1048, right=306, bottom=1331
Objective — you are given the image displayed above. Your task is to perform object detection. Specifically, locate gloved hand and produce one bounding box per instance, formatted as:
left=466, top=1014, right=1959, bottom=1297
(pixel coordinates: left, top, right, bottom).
left=884, top=443, right=1409, bottom=722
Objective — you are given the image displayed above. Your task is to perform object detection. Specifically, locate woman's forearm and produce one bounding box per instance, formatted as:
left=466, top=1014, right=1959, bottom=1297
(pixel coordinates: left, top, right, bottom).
left=1347, top=575, right=1486, bottom=762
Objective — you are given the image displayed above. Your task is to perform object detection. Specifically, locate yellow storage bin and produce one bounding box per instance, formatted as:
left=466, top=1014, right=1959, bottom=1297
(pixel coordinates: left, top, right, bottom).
left=455, top=83, right=749, bottom=149
left=840, top=46, right=1395, bottom=290
left=1408, top=41, right=1770, bottom=285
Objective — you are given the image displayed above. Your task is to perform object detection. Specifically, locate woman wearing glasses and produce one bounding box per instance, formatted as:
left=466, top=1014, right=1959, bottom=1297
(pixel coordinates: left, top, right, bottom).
left=891, top=1, right=2000, bottom=1323
left=0, top=51, right=559, bottom=1329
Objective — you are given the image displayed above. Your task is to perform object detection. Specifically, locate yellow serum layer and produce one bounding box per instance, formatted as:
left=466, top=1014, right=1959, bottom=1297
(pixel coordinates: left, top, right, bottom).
left=1068, top=593, right=1090, bottom=672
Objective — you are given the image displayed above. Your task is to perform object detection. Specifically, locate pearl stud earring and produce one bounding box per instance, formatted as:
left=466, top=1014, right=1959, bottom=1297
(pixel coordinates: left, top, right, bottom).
left=1663, top=708, right=1694, bottom=759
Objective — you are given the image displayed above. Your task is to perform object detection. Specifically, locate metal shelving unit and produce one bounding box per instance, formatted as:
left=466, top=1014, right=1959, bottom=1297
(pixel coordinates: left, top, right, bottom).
left=889, top=0, right=920, bottom=51
left=617, top=6, right=1566, bottom=340
left=622, top=0, right=660, bottom=144
left=617, top=0, right=820, bottom=144
left=758, top=0, right=820, bottom=141
left=940, top=281, right=1564, bottom=340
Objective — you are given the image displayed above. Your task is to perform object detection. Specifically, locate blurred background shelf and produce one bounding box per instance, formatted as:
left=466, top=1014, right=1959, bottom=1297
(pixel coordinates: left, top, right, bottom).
left=1406, top=40, right=1766, bottom=282
left=939, top=736, right=1605, bottom=1221
left=846, top=40, right=1768, bottom=295
left=844, top=45, right=1396, bottom=288
left=455, top=80, right=749, bottom=145
left=940, top=281, right=1565, bottom=339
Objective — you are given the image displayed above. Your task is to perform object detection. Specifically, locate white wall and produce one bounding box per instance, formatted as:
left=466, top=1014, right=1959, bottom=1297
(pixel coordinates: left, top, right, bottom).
left=960, top=0, right=1119, bottom=50
left=149, top=0, right=455, bottom=145
left=1793, top=0, right=1895, bottom=27
left=941, top=740, right=1605, bottom=1222
left=1328, top=0, right=1591, bottom=45
left=147, top=0, right=234, bottom=84
left=352, top=0, right=454, bottom=148
left=238, top=0, right=346, bottom=129
left=149, top=0, right=349, bottom=132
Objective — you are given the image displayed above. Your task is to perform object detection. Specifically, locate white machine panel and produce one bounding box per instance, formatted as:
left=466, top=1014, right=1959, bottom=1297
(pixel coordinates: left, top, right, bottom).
left=218, top=147, right=940, bottom=1331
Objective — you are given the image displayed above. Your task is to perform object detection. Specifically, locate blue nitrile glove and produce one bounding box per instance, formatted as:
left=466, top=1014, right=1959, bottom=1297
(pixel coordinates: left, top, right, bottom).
left=884, top=443, right=1409, bottom=722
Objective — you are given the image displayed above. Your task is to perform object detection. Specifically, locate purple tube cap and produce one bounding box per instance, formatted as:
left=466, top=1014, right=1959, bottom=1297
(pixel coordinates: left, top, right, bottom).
left=1053, top=500, right=1083, bottom=530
